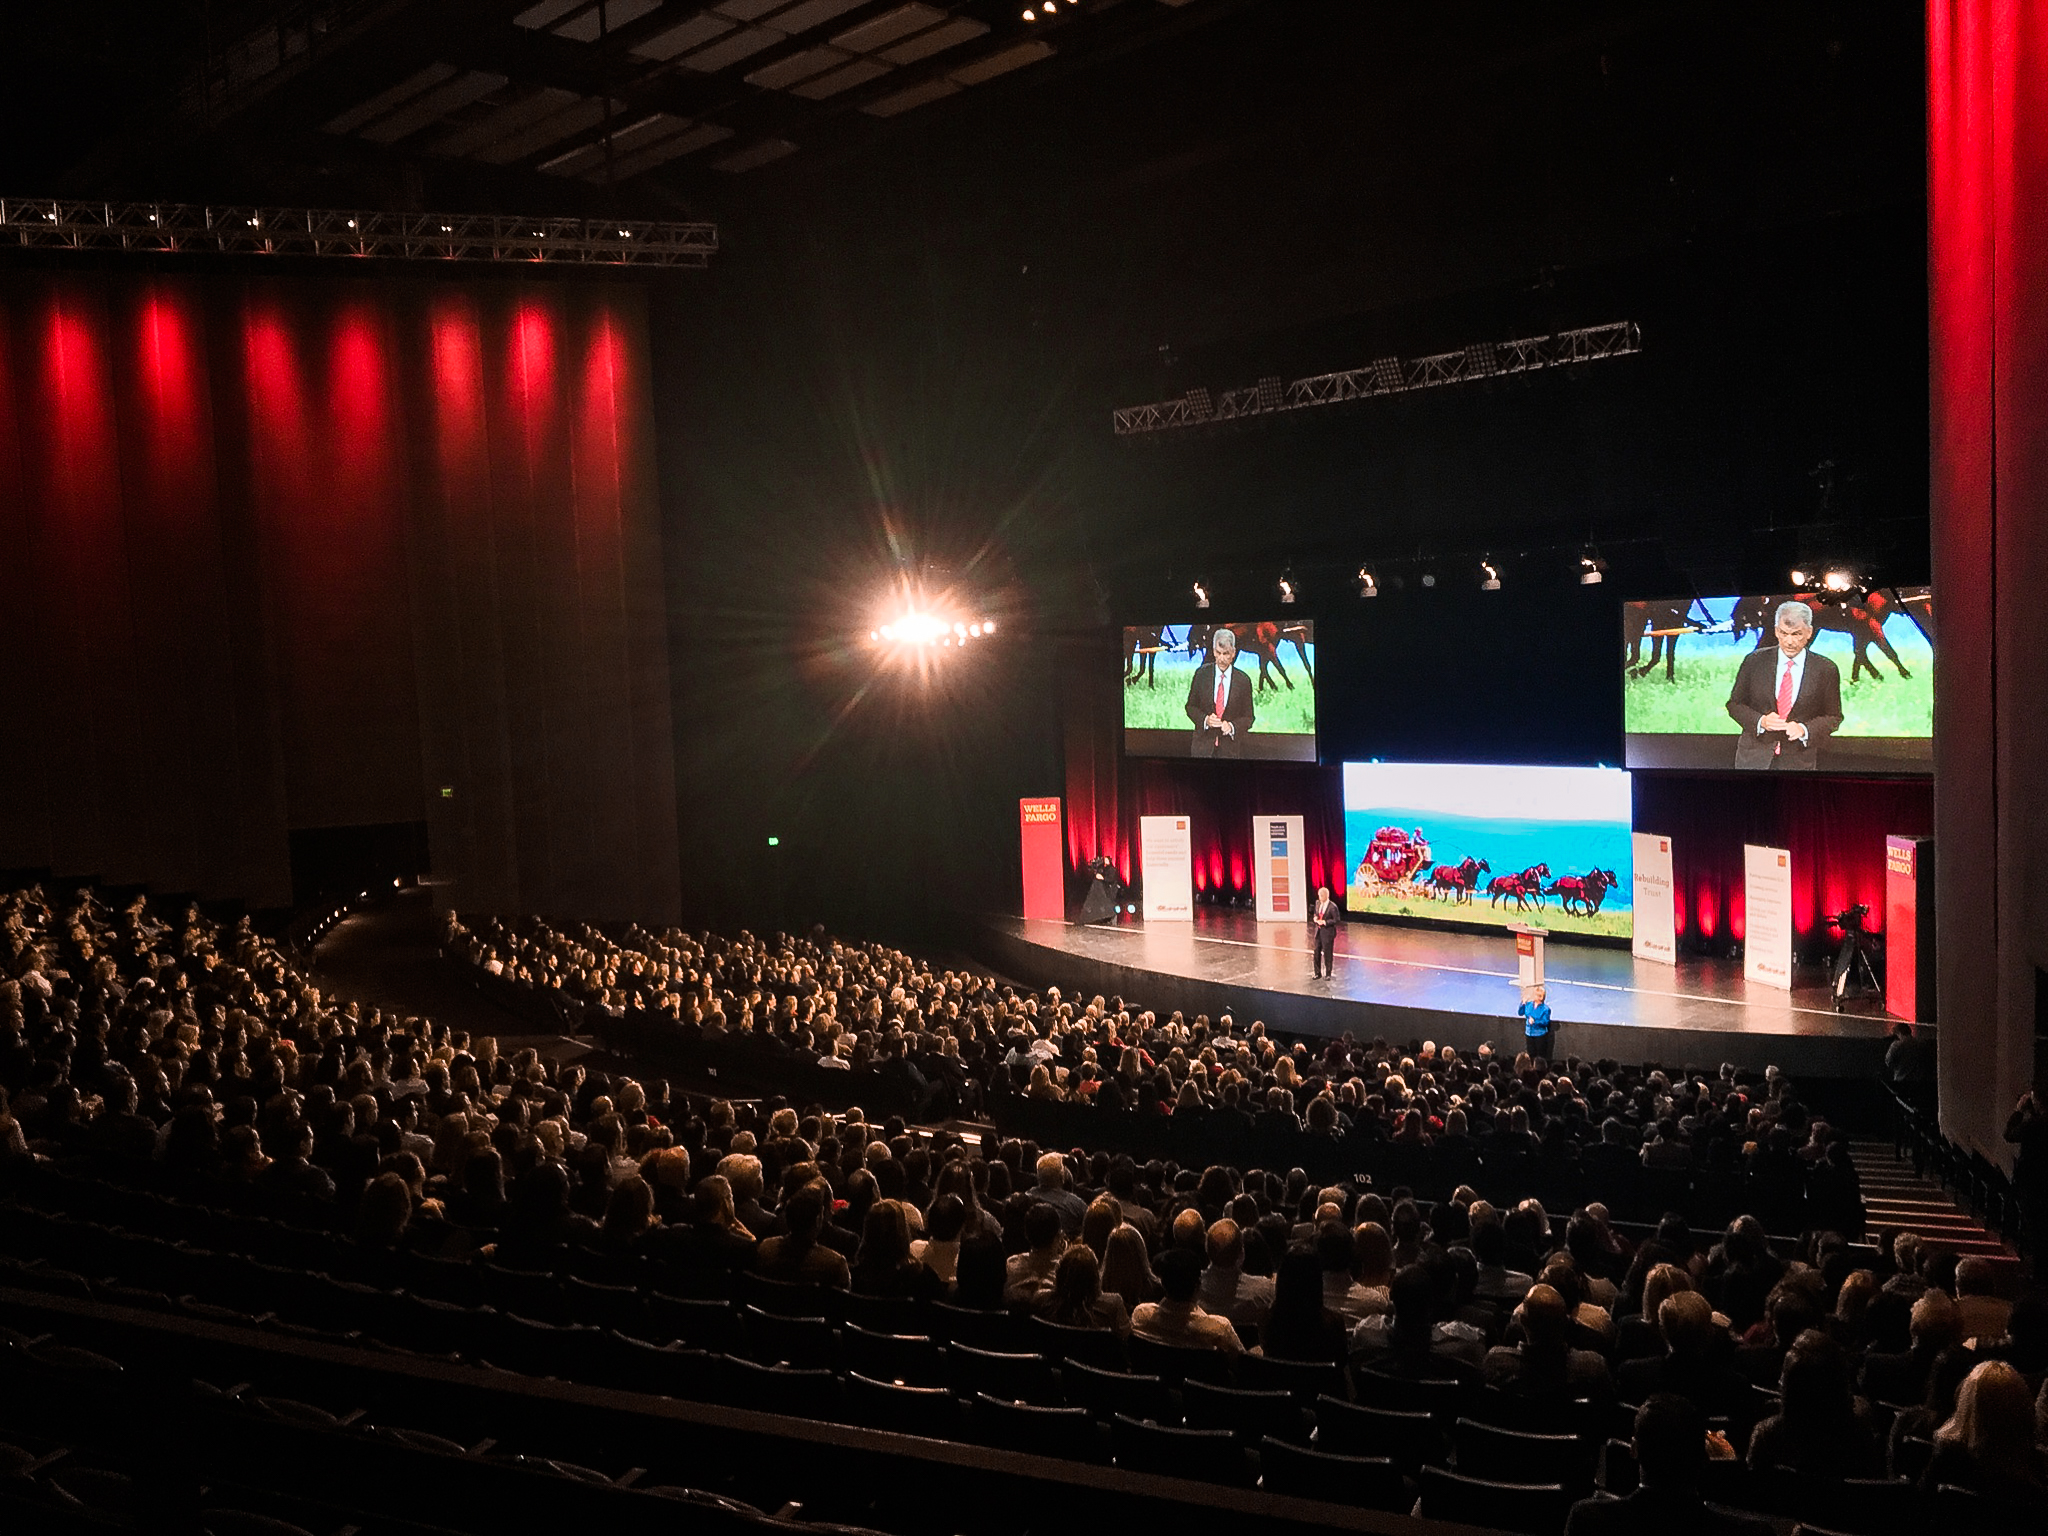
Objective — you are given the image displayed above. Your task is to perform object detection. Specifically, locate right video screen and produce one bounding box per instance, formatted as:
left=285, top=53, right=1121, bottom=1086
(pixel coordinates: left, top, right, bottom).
left=1622, top=589, right=1932, bottom=773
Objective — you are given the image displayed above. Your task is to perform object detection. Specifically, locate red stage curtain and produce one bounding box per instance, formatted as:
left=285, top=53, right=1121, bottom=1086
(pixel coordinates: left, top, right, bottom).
left=0, top=272, right=679, bottom=923
left=1928, top=0, right=2048, bottom=1164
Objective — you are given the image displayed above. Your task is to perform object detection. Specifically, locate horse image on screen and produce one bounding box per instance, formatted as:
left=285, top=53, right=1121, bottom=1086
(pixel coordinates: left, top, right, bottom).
left=1122, top=621, right=1317, bottom=762
left=1343, top=762, right=1634, bottom=939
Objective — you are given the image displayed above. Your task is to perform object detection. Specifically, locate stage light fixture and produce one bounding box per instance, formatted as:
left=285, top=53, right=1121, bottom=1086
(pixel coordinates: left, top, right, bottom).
left=1356, top=565, right=1378, bottom=598
left=1579, top=553, right=1606, bottom=585
left=1420, top=572, right=1436, bottom=588
left=1821, top=568, right=1859, bottom=594
left=1192, top=580, right=1210, bottom=609
left=1480, top=560, right=1501, bottom=592
left=1278, top=575, right=1297, bottom=604
left=1789, top=568, right=1809, bottom=587
left=1022, top=6, right=1035, bottom=16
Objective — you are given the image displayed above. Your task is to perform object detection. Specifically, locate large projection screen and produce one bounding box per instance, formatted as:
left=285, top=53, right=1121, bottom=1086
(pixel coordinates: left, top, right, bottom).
left=1343, top=762, right=1635, bottom=939
left=1123, top=621, right=1317, bottom=762
left=1622, top=590, right=1933, bottom=773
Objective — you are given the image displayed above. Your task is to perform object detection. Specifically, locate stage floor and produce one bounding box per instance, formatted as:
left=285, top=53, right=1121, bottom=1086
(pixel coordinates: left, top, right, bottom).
left=972, top=910, right=1903, bottom=1077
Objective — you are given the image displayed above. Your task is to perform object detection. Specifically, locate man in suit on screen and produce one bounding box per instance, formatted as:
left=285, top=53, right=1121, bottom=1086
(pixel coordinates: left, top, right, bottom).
left=1185, top=626, right=1255, bottom=757
left=1724, top=600, right=1843, bottom=770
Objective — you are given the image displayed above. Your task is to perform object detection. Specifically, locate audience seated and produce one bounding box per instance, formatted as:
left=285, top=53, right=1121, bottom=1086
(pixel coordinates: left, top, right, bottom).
left=1564, top=1395, right=1772, bottom=1535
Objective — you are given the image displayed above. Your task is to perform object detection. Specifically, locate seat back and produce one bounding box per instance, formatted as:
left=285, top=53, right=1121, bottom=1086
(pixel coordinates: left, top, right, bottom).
left=1127, top=1333, right=1235, bottom=1387
left=1180, top=1379, right=1308, bottom=1446
left=840, top=1324, right=943, bottom=1388
left=1418, top=1464, right=1573, bottom=1536
left=973, top=1395, right=1105, bottom=1462
left=1257, top=1438, right=1408, bottom=1512
left=1454, top=1417, right=1592, bottom=1494
left=1061, top=1360, right=1176, bottom=1424
left=1314, top=1396, right=1443, bottom=1471
left=946, top=1343, right=1062, bottom=1406
left=846, top=1372, right=962, bottom=1441
left=1028, top=1316, right=1126, bottom=1371
left=1110, top=1414, right=1255, bottom=1486
left=740, top=1305, right=838, bottom=1370
left=1233, top=1351, right=1345, bottom=1403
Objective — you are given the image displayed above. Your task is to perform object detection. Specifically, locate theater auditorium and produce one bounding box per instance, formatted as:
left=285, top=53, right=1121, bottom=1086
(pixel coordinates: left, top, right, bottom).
left=2, top=4, right=2046, bottom=1534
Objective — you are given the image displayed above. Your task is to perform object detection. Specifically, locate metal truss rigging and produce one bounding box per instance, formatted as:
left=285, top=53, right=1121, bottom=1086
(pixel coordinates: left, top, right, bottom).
left=1112, top=321, right=1641, bottom=437
left=0, top=200, right=717, bottom=268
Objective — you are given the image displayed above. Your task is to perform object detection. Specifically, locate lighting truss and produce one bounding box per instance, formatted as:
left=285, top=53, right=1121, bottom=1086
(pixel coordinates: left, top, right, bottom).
left=0, top=200, right=718, bottom=267
left=1112, top=320, right=1641, bottom=437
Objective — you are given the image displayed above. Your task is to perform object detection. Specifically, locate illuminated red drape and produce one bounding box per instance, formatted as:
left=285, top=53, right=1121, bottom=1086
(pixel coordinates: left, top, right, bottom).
left=1927, top=0, right=2048, bottom=1162
left=0, top=272, right=679, bottom=922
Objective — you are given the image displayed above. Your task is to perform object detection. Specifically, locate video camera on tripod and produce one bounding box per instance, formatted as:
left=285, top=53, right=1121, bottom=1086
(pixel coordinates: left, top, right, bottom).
left=1825, top=903, right=1881, bottom=1009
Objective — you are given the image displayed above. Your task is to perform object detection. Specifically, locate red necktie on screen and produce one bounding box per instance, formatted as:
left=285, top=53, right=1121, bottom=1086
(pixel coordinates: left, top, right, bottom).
left=1774, top=657, right=1796, bottom=755
left=1214, top=672, right=1228, bottom=722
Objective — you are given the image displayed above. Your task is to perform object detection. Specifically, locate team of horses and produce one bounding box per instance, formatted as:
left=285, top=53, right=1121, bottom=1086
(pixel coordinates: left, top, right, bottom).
left=1625, top=588, right=1933, bottom=686
left=1412, top=856, right=1619, bottom=917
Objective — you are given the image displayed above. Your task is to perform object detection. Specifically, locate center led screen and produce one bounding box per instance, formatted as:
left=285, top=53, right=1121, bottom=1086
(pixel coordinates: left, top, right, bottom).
left=1343, top=762, right=1635, bottom=938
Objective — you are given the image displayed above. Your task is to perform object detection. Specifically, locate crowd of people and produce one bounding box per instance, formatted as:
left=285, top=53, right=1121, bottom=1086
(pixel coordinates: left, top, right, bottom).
left=446, top=911, right=1862, bottom=1223
left=7, top=887, right=2047, bottom=1524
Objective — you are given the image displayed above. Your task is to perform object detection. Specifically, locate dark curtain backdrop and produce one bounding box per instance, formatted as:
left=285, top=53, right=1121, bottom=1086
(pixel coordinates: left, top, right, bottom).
left=0, top=270, right=679, bottom=923
left=1062, top=648, right=1930, bottom=947
left=1928, top=0, right=2048, bottom=1163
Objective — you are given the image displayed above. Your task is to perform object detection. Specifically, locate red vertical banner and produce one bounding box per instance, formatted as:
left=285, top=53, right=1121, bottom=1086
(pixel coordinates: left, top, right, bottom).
left=1885, top=835, right=1929, bottom=1022
left=1020, top=797, right=1065, bottom=921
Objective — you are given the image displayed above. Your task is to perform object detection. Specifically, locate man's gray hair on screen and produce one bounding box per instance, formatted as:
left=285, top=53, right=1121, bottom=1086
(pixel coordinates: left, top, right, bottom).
left=1775, top=600, right=1814, bottom=629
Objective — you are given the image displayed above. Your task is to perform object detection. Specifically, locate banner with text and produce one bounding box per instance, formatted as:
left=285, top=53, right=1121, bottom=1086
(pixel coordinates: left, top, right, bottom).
left=1019, top=798, right=1065, bottom=922
left=1743, top=843, right=1794, bottom=990
left=1253, top=814, right=1308, bottom=923
left=1885, top=834, right=1932, bottom=1022
left=1630, top=831, right=1677, bottom=965
left=1140, top=815, right=1195, bottom=922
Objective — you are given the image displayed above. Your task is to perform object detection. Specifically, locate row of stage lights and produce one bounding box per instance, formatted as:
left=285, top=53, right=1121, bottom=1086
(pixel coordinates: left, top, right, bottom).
left=1191, top=559, right=1866, bottom=606
left=871, top=613, right=998, bottom=647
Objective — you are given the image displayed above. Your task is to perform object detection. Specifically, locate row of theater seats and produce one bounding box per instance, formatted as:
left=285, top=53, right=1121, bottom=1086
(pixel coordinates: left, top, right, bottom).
left=0, top=1319, right=870, bottom=1536
left=0, top=1190, right=1997, bottom=1536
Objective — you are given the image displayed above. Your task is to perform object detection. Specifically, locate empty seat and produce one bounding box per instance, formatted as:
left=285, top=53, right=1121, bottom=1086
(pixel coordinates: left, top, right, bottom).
left=846, top=1372, right=964, bottom=1440
left=1028, top=1316, right=1126, bottom=1371
left=839, top=1291, right=923, bottom=1336
left=1257, top=1437, right=1409, bottom=1511
left=712, top=1354, right=841, bottom=1416
left=975, top=1395, right=1107, bottom=1463
left=1234, top=1351, right=1346, bottom=1402
left=1455, top=1417, right=1593, bottom=1494
left=1419, top=1464, right=1573, bottom=1536
left=481, top=1264, right=568, bottom=1326
left=644, top=1292, right=741, bottom=1354
left=1181, top=1379, right=1309, bottom=1447
left=927, top=1302, right=1031, bottom=1353
left=1062, top=1360, right=1177, bottom=1424
left=740, top=1305, right=838, bottom=1370
left=1127, top=1334, right=1236, bottom=1388
left=1111, top=1414, right=1255, bottom=1486
left=1465, top=1387, right=1599, bottom=1441
left=946, top=1342, right=1062, bottom=1406
left=1313, top=1396, right=1443, bottom=1471
left=840, top=1324, right=943, bottom=1387
left=738, top=1273, right=846, bottom=1324
left=561, top=1275, right=646, bottom=1336
left=588, top=1331, right=709, bottom=1398
left=1353, top=1366, right=1472, bottom=1422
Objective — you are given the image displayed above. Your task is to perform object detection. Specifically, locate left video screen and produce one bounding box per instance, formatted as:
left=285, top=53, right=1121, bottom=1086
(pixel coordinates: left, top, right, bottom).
left=1122, top=622, right=1318, bottom=762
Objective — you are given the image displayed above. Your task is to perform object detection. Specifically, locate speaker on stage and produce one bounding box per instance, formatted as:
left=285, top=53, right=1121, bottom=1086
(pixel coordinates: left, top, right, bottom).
left=1076, top=856, right=1122, bottom=923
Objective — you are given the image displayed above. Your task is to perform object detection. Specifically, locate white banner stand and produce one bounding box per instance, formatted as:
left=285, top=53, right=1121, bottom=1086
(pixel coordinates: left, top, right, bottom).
left=1631, top=831, right=1677, bottom=965
left=1508, top=924, right=1547, bottom=994
left=1252, top=814, right=1307, bottom=922
left=1139, top=815, right=1195, bottom=922
left=1743, top=843, right=1794, bottom=990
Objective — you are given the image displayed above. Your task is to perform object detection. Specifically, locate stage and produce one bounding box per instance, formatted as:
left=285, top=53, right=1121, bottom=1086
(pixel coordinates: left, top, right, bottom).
left=972, top=909, right=1908, bottom=1077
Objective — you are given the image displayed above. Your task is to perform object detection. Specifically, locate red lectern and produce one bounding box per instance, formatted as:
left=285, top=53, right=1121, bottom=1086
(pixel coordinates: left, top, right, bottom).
left=1019, top=798, right=1065, bottom=922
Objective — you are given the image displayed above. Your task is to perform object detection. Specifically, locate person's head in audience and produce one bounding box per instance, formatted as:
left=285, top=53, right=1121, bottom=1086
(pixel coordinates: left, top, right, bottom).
left=1632, top=1393, right=1716, bottom=1492
left=856, top=1198, right=913, bottom=1273
left=353, top=1170, right=411, bottom=1250
left=1354, top=1221, right=1394, bottom=1286
left=955, top=1233, right=1006, bottom=1309
left=1050, top=1243, right=1104, bottom=1323
left=1658, top=1289, right=1716, bottom=1359
left=694, top=1174, right=739, bottom=1229
left=780, top=1183, right=827, bottom=1249
left=1777, top=1329, right=1855, bottom=1430
left=1937, top=1360, right=2043, bottom=1485
left=1022, top=1200, right=1064, bottom=1257
left=1155, top=1246, right=1201, bottom=1306
left=1910, top=1288, right=1964, bottom=1353
left=603, top=1173, right=657, bottom=1239
left=1514, top=1283, right=1569, bottom=1352
left=1102, top=1224, right=1157, bottom=1309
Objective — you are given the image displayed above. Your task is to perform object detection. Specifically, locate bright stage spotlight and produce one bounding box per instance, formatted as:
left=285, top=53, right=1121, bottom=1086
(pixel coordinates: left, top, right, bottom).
left=1480, top=560, right=1501, bottom=592
left=1278, top=574, right=1297, bottom=604
left=1789, top=567, right=1809, bottom=587
left=1821, top=568, right=1860, bottom=594
left=1192, top=580, right=1210, bottom=610
left=1356, top=565, right=1378, bottom=598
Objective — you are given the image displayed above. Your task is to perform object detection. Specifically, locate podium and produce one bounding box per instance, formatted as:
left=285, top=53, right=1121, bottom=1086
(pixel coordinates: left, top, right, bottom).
left=1507, top=925, right=1546, bottom=994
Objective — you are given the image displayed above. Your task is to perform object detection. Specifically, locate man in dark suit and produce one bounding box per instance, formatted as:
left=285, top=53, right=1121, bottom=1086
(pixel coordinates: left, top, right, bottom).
left=1564, top=1395, right=1771, bottom=1536
left=1310, top=886, right=1341, bottom=978
left=1723, top=600, right=1843, bottom=770
left=1184, top=625, right=1255, bottom=757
